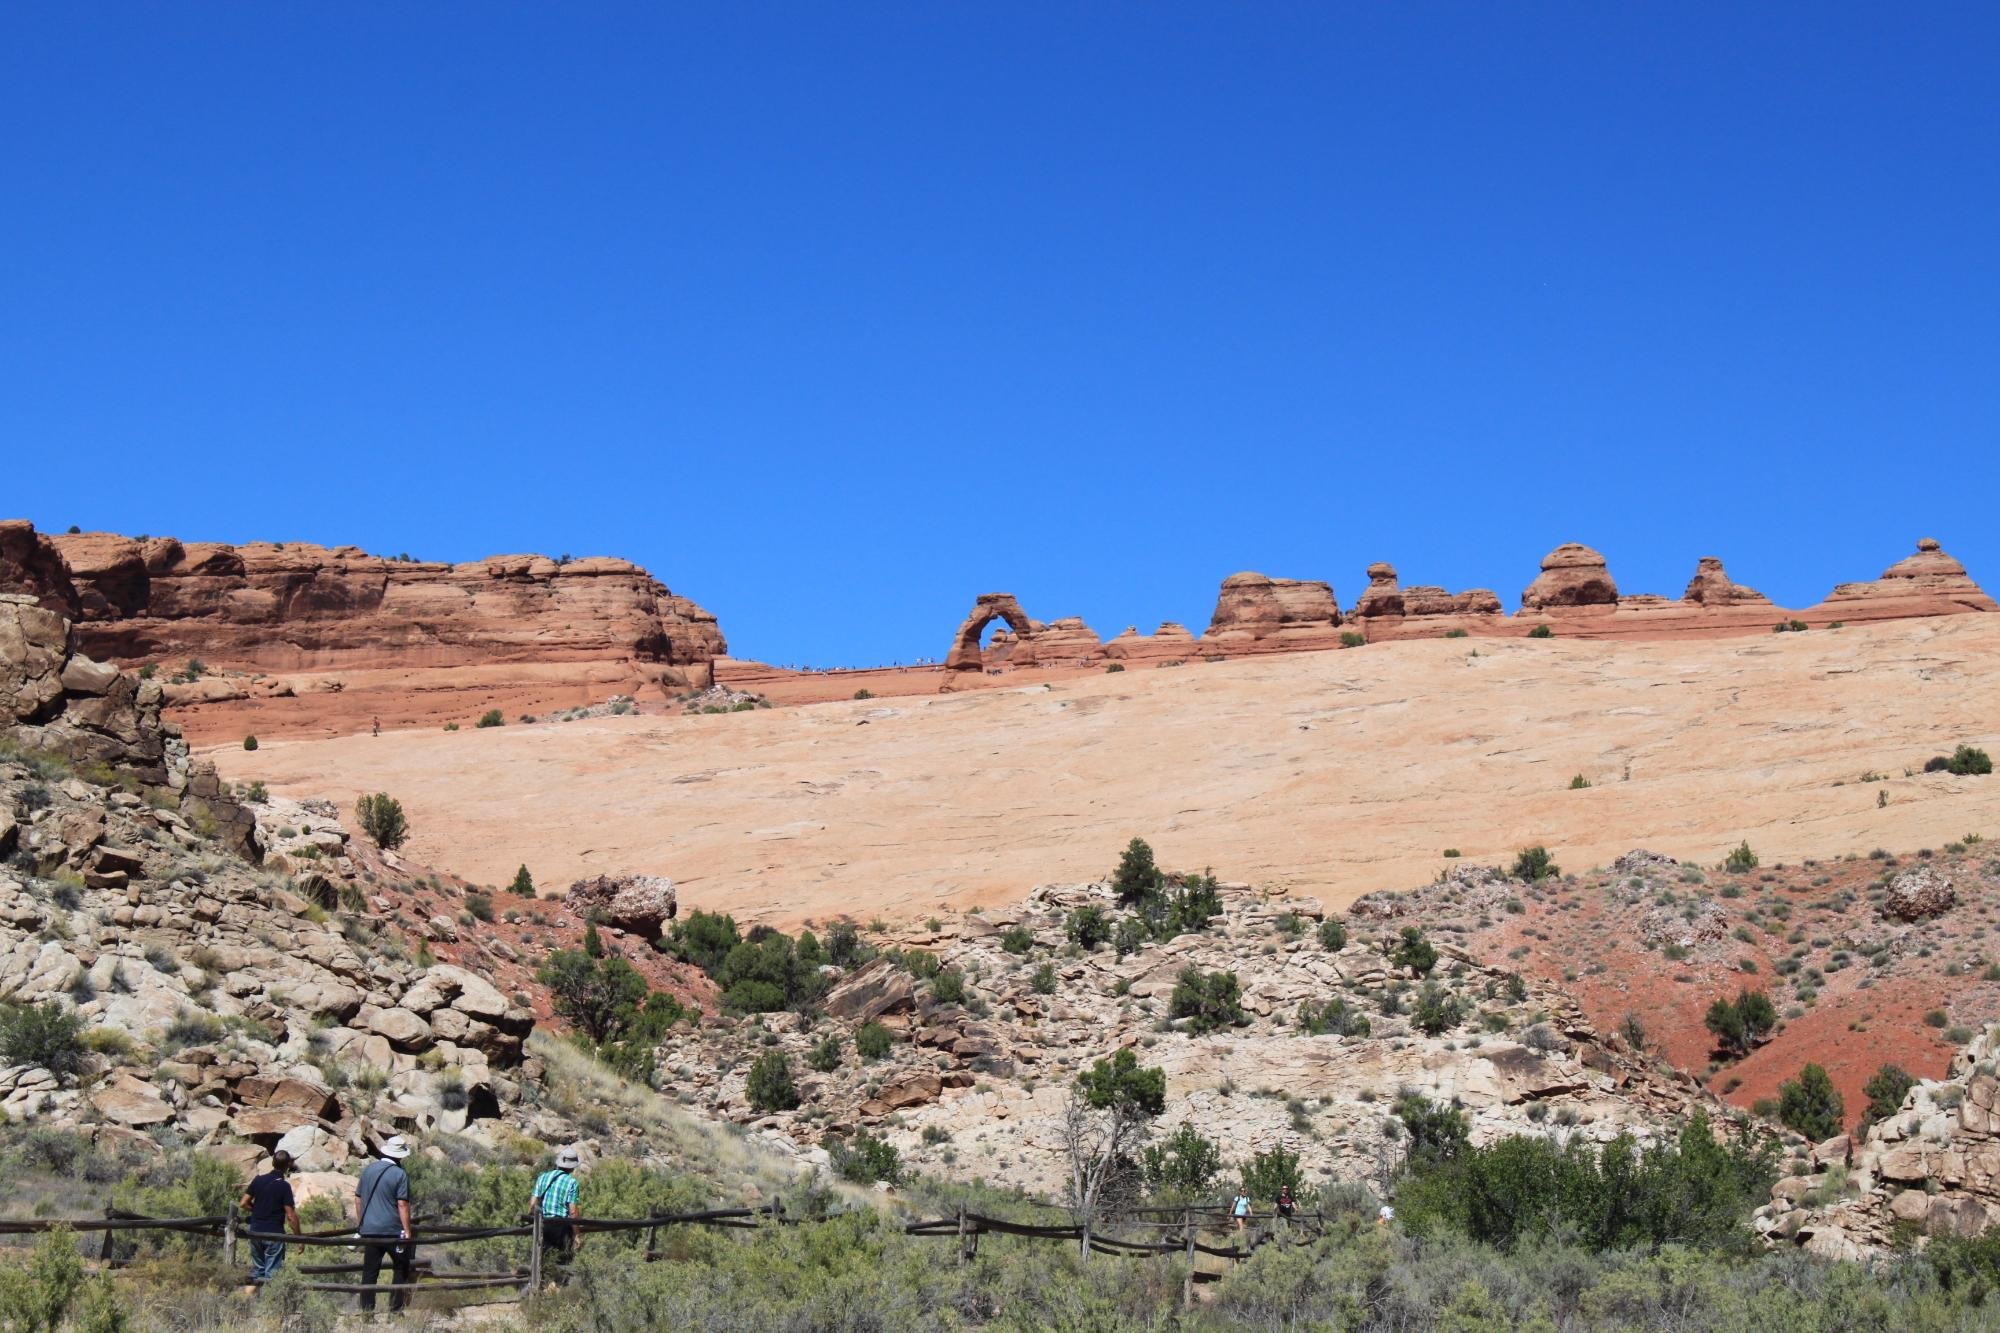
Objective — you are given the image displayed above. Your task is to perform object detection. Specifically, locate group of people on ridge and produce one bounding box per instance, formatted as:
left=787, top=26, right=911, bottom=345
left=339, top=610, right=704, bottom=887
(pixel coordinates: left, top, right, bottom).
left=237, top=1135, right=585, bottom=1311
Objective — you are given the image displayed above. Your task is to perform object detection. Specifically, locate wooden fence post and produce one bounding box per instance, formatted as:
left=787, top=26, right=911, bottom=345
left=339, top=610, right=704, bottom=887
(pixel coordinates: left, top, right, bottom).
left=647, top=1221, right=660, bottom=1263
left=956, top=1206, right=969, bottom=1266
left=1078, top=1213, right=1090, bottom=1264
left=527, top=1209, right=543, bottom=1295
left=1181, top=1208, right=1195, bottom=1310
left=222, top=1202, right=237, bottom=1269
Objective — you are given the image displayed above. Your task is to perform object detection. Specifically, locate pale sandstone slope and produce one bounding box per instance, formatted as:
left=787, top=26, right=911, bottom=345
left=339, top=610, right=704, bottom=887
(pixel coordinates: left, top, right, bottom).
left=214, top=616, right=2000, bottom=928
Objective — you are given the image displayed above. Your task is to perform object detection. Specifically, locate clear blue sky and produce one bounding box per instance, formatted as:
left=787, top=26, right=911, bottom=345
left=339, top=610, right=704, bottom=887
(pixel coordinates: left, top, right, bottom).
left=4, top=6, right=1996, bottom=665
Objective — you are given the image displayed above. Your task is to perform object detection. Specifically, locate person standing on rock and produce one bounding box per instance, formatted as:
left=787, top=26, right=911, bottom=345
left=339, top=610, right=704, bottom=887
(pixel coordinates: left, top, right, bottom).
left=240, top=1149, right=299, bottom=1284
left=531, top=1146, right=584, bottom=1278
left=354, top=1135, right=415, bottom=1314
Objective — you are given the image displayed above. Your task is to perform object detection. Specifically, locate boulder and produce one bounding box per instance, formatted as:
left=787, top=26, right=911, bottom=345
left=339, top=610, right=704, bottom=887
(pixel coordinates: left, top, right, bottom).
left=90, top=1073, right=173, bottom=1128
left=1884, top=866, right=1955, bottom=922
left=1681, top=556, right=1768, bottom=607
left=823, top=959, right=916, bottom=1023
left=1521, top=544, right=1618, bottom=610
left=563, top=874, right=678, bottom=940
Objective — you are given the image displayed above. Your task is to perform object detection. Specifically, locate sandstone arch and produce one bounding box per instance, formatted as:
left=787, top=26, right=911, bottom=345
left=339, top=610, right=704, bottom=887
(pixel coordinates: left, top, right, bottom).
left=945, top=593, right=1038, bottom=671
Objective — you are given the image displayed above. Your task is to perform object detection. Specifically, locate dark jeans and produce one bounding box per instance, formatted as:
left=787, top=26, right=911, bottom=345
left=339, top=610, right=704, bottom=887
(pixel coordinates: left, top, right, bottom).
left=541, top=1217, right=574, bottom=1258
left=358, top=1237, right=414, bottom=1312
left=248, top=1238, right=286, bottom=1282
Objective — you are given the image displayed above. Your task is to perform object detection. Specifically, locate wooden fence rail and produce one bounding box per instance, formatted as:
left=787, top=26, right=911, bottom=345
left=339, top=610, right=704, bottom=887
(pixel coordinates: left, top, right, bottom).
left=0, top=1199, right=1327, bottom=1307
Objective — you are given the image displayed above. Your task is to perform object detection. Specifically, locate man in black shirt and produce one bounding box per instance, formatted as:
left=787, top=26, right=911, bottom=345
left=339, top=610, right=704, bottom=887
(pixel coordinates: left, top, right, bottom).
left=240, top=1150, right=300, bottom=1284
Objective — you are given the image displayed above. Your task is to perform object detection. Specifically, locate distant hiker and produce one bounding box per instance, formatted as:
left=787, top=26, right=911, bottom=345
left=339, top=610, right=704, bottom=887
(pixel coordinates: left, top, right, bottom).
left=354, top=1135, right=414, bottom=1313
left=1377, top=1204, right=1395, bottom=1228
left=532, top=1147, right=584, bottom=1275
left=1276, top=1185, right=1295, bottom=1222
left=371, top=717, right=380, bottom=736
left=240, top=1149, right=299, bottom=1284
left=1232, top=1191, right=1251, bottom=1231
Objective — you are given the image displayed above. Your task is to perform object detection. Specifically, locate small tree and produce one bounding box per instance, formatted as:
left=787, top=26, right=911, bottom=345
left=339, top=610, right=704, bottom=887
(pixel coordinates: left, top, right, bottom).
left=1064, top=1050, right=1166, bottom=1249
left=354, top=793, right=408, bottom=850
left=1527, top=624, right=1554, bottom=639
left=1511, top=846, right=1559, bottom=881
left=508, top=865, right=535, bottom=897
left=1113, top=915, right=1146, bottom=959
left=1000, top=925, right=1033, bottom=955
left=1066, top=905, right=1111, bottom=950
left=807, top=1033, right=843, bottom=1073
left=930, top=968, right=967, bottom=1005
left=1391, top=926, right=1439, bottom=977
left=1704, top=988, right=1776, bottom=1057
left=1112, top=837, right=1164, bottom=906
left=1862, top=1064, right=1914, bottom=1132
left=830, top=1131, right=900, bottom=1184
left=1169, top=968, right=1246, bottom=1034
left=825, top=920, right=862, bottom=967
left=1724, top=840, right=1759, bottom=873
left=746, top=1051, right=801, bottom=1112
left=1396, top=1093, right=1469, bottom=1169
left=1778, top=1063, right=1844, bottom=1141
left=1240, top=1144, right=1305, bottom=1203
left=537, top=949, right=648, bottom=1044
left=1141, top=1123, right=1222, bottom=1199
left=1298, top=995, right=1371, bottom=1037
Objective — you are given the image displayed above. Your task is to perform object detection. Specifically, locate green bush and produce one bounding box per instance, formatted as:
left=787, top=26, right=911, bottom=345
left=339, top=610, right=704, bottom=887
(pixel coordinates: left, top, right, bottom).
left=830, top=1130, right=901, bottom=1184
left=465, top=892, right=494, bottom=922
left=1169, top=967, right=1246, bottom=1034
left=1113, top=915, right=1145, bottom=959
left=1142, top=1123, right=1222, bottom=1198
left=825, top=920, right=861, bottom=967
left=1947, top=745, right=1993, bottom=776
left=1297, top=995, right=1370, bottom=1037
left=1862, top=1064, right=1914, bottom=1131
left=1510, top=845, right=1559, bottom=881
left=1569, top=773, right=1591, bottom=789
left=853, top=688, right=874, bottom=700
left=1066, top=906, right=1111, bottom=949
left=1105, top=662, right=1125, bottom=673
left=354, top=792, right=408, bottom=850
left=1076, top=1048, right=1165, bottom=1117
left=746, top=1051, right=800, bottom=1112
left=1704, top=989, right=1777, bottom=1057
left=999, top=925, right=1033, bottom=955
left=509, top=864, right=535, bottom=897
left=1317, top=918, right=1347, bottom=951
left=808, top=1034, right=843, bottom=1073
left=899, top=948, right=942, bottom=980
left=538, top=949, right=650, bottom=1043
left=668, top=910, right=742, bottom=973
left=242, top=734, right=258, bottom=751
left=855, top=1022, right=892, bottom=1061
left=1112, top=837, right=1164, bottom=905
left=1340, top=631, right=1366, bottom=648
left=1527, top=624, right=1554, bottom=639
left=476, top=709, right=505, bottom=728
left=1724, top=840, right=1759, bottom=873
left=1411, top=982, right=1464, bottom=1036
left=1031, top=963, right=1056, bottom=995
left=0, top=1002, right=87, bottom=1087
left=1778, top=1063, right=1844, bottom=1141
left=1239, top=1144, right=1304, bottom=1203
left=1391, top=926, right=1438, bottom=977
left=930, top=968, right=967, bottom=1005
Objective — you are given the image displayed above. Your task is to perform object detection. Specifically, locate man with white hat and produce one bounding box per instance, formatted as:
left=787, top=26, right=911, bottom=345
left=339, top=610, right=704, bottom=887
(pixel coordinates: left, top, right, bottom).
left=354, top=1134, right=414, bottom=1313
left=531, top=1146, right=584, bottom=1274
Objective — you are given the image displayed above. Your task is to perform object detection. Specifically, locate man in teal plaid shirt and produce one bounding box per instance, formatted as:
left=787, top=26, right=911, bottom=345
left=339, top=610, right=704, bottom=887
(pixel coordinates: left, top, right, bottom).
left=532, top=1147, right=584, bottom=1271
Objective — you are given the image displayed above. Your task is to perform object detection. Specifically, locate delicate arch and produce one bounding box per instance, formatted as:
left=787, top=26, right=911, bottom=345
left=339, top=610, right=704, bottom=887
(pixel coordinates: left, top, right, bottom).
left=944, top=593, right=1038, bottom=670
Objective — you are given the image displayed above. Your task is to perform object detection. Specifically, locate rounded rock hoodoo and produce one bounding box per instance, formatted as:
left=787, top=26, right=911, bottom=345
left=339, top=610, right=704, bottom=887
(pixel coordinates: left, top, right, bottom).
left=1521, top=543, right=1619, bottom=610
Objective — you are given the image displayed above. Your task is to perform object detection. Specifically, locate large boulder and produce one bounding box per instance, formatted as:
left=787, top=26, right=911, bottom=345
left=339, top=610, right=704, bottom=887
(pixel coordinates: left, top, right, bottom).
left=823, top=958, right=916, bottom=1023
left=1204, top=573, right=1340, bottom=642
left=564, top=874, right=678, bottom=940
left=1521, top=543, right=1619, bottom=610
left=1884, top=866, right=1955, bottom=922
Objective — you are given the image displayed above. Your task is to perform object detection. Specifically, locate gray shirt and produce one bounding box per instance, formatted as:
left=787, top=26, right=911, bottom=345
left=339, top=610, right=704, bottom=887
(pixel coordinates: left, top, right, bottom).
left=355, top=1159, right=410, bottom=1236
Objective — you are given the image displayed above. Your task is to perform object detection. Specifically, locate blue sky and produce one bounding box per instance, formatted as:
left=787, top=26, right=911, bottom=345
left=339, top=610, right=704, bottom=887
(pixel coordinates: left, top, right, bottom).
left=4, top=6, right=1996, bottom=665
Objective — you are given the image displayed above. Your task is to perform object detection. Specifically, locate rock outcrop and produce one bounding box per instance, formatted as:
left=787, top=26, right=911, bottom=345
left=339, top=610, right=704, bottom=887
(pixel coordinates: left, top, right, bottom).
left=1350, top=564, right=1405, bottom=619
left=2, top=594, right=173, bottom=784
left=1883, top=866, right=1955, bottom=923
left=944, top=593, right=1038, bottom=671
left=0, top=521, right=726, bottom=690
left=1821, top=538, right=2000, bottom=620
left=1682, top=556, right=1769, bottom=606
left=1521, top=543, right=1619, bottom=610
left=564, top=874, right=679, bottom=940
left=1204, top=573, right=1341, bottom=644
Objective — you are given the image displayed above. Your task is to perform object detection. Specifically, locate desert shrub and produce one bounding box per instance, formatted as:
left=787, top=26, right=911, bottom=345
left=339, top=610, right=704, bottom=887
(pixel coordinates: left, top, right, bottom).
left=1297, top=995, right=1370, bottom=1038
left=1113, top=915, right=1145, bottom=959
left=666, top=910, right=742, bottom=973
left=0, top=1227, right=126, bottom=1331
left=712, top=931, right=828, bottom=1013
left=509, top=865, right=535, bottom=897
left=1391, top=926, right=1438, bottom=977
left=1000, top=925, right=1033, bottom=955
left=825, top=920, right=861, bottom=967
left=1066, top=906, right=1111, bottom=950
left=1527, top=624, right=1554, bottom=638
left=1724, top=840, right=1759, bottom=873
left=1411, top=982, right=1464, bottom=1036
left=1704, top=989, right=1777, bottom=1057
left=1142, top=1123, right=1222, bottom=1198
left=1105, top=662, right=1125, bottom=673
left=1569, top=773, right=1592, bottom=789
left=0, top=1002, right=87, bottom=1087
left=1862, top=1064, right=1914, bottom=1132
left=830, top=1131, right=901, bottom=1184
left=930, top=968, right=967, bottom=1005
left=853, top=689, right=874, bottom=700
left=1947, top=746, right=1993, bottom=776
left=465, top=892, right=494, bottom=922
left=242, top=734, right=258, bottom=751
left=855, top=1022, right=892, bottom=1061
left=538, top=948, right=649, bottom=1042
left=1318, top=918, right=1347, bottom=951
left=1397, top=1094, right=1470, bottom=1169
left=1240, top=1144, right=1304, bottom=1203
left=1778, top=1063, right=1844, bottom=1141
left=1169, top=968, right=1246, bottom=1034
left=1340, top=631, right=1366, bottom=648
left=808, top=1034, right=843, bottom=1073
left=354, top=792, right=408, bottom=850
left=1511, top=845, right=1559, bottom=881
left=476, top=709, right=504, bottom=728
left=1031, top=963, right=1057, bottom=995
left=746, top=1051, right=800, bottom=1112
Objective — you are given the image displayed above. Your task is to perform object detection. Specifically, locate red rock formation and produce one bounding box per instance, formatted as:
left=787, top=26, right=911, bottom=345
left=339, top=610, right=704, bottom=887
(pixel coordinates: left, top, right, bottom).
left=1820, top=538, right=1999, bottom=620
left=1350, top=563, right=1404, bottom=619
left=944, top=593, right=1038, bottom=671
left=0, top=524, right=725, bottom=688
left=0, top=521, right=79, bottom=616
left=1682, top=556, right=1769, bottom=606
left=1403, top=586, right=1502, bottom=616
left=1102, top=622, right=1197, bottom=662
left=1521, top=543, right=1618, bottom=610
left=1204, top=573, right=1340, bottom=644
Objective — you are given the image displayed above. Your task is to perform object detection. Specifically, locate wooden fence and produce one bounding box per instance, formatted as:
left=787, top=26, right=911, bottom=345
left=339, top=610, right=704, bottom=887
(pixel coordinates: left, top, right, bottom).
left=0, top=1199, right=1326, bottom=1308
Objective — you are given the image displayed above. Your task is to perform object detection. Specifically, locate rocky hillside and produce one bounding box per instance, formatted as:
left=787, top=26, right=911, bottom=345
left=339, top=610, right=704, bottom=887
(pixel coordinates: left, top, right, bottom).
left=652, top=871, right=1730, bottom=1198
left=0, top=519, right=726, bottom=741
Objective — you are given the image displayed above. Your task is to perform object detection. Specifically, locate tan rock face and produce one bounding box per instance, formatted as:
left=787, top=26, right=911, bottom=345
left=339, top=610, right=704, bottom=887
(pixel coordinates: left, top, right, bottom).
left=1204, top=572, right=1340, bottom=641
left=1521, top=543, right=1619, bottom=610
left=0, top=522, right=725, bottom=687
left=1682, top=556, right=1769, bottom=607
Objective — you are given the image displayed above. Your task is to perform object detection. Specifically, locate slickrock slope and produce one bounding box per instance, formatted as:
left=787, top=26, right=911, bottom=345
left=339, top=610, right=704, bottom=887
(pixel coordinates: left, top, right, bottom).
left=216, top=614, right=2000, bottom=929
left=0, top=520, right=725, bottom=742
